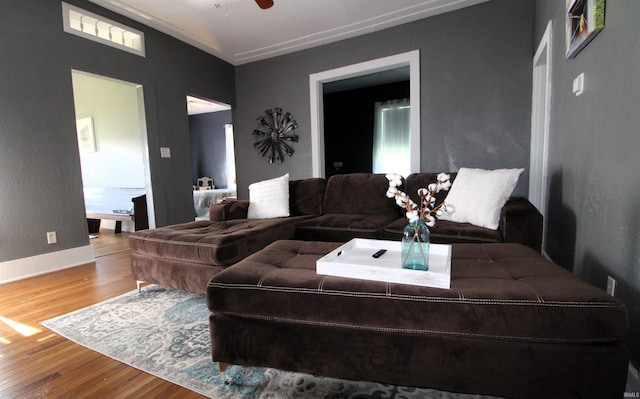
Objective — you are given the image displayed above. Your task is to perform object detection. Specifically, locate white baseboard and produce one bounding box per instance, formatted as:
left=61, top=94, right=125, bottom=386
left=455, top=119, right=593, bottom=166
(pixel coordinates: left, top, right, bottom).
left=0, top=245, right=95, bottom=285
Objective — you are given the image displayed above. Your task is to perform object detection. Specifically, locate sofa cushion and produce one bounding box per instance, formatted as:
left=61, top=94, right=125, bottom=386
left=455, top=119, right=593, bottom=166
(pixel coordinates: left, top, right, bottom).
left=439, top=168, right=523, bottom=230
left=289, top=177, right=326, bottom=216
left=208, top=241, right=628, bottom=344
left=211, top=177, right=326, bottom=222
left=295, top=213, right=396, bottom=242
left=247, top=173, right=290, bottom=219
left=323, top=173, right=401, bottom=217
left=128, top=217, right=305, bottom=267
left=383, top=218, right=502, bottom=244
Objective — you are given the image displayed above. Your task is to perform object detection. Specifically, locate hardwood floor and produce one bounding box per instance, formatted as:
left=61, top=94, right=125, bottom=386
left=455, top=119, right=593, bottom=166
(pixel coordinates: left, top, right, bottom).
left=90, top=229, right=132, bottom=258
left=0, top=230, right=207, bottom=398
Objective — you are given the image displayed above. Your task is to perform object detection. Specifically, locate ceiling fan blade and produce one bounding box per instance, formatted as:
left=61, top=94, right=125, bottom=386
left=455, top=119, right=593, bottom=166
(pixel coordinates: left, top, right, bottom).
left=255, top=0, right=274, bottom=9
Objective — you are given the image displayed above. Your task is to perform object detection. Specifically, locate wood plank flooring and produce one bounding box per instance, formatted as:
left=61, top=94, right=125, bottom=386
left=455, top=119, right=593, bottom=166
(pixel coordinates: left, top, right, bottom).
left=0, top=230, right=207, bottom=398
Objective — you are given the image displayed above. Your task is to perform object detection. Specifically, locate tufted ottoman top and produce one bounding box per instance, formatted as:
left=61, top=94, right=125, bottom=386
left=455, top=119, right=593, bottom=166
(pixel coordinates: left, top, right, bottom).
left=128, top=217, right=306, bottom=267
left=207, top=240, right=628, bottom=344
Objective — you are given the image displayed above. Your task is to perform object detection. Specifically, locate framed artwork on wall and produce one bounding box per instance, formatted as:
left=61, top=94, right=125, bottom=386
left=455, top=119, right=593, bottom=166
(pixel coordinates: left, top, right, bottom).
left=76, top=117, right=96, bottom=153
left=565, top=0, right=605, bottom=59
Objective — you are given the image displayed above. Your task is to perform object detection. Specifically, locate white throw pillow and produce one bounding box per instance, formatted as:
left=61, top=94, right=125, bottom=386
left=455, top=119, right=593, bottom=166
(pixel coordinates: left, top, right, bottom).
left=247, top=174, right=290, bottom=219
left=439, top=168, right=524, bottom=230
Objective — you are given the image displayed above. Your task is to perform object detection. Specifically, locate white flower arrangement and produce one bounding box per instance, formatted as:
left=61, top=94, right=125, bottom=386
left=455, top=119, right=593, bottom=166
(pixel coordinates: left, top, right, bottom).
left=385, top=173, right=455, bottom=227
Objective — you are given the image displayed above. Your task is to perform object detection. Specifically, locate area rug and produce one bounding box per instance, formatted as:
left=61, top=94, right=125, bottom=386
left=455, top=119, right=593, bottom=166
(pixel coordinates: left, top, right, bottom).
left=41, top=286, right=501, bottom=398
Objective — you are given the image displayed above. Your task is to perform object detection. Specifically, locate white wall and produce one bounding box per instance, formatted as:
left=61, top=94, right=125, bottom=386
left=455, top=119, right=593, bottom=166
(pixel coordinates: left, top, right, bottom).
left=71, top=71, right=146, bottom=189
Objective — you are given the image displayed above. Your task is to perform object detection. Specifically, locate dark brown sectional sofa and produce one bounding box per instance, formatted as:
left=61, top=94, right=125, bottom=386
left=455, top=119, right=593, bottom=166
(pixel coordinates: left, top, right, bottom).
left=129, top=172, right=542, bottom=294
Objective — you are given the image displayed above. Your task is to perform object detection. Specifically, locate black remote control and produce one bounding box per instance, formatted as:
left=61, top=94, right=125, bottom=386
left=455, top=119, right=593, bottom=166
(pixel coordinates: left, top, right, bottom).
left=372, top=249, right=387, bottom=258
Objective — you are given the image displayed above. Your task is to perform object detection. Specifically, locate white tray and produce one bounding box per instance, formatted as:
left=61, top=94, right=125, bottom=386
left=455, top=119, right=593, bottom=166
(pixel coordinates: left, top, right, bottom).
left=316, top=238, right=451, bottom=289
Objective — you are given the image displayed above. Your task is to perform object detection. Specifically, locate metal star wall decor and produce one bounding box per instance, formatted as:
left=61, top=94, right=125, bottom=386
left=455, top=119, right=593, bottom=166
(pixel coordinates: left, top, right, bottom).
left=253, top=107, right=299, bottom=163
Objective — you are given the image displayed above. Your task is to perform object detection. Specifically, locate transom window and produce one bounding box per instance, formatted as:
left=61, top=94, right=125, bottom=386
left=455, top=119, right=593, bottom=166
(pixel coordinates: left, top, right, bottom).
left=62, top=2, right=145, bottom=57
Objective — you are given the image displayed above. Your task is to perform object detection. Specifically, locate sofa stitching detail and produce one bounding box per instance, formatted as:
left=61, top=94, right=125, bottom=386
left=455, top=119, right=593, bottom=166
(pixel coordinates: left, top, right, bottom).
left=516, top=275, right=572, bottom=282
left=219, top=312, right=620, bottom=344
left=318, top=277, right=325, bottom=292
left=496, top=263, right=546, bottom=304
left=430, top=236, right=499, bottom=243
left=208, top=283, right=621, bottom=308
left=531, top=286, right=545, bottom=303
left=127, top=236, right=227, bottom=248
left=297, top=226, right=388, bottom=233
left=480, top=245, right=493, bottom=262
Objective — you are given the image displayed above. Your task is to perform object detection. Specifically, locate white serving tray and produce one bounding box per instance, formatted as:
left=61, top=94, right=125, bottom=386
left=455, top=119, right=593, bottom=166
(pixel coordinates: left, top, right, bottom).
left=316, top=238, right=451, bottom=289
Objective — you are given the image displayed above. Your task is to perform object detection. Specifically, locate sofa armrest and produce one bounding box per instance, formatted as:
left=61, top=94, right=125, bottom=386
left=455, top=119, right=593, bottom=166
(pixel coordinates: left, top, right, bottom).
left=210, top=200, right=250, bottom=221
left=499, top=197, right=543, bottom=252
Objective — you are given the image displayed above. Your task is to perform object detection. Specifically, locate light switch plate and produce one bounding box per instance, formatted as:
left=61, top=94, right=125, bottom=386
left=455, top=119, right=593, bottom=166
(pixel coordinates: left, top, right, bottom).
left=573, top=73, right=584, bottom=96
left=160, top=147, right=171, bottom=158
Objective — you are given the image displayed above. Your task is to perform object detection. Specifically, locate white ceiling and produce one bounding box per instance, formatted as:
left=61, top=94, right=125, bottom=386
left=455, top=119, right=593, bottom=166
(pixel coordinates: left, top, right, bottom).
left=186, top=95, right=231, bottom=115
left=89, top=0, right=489, bottom=66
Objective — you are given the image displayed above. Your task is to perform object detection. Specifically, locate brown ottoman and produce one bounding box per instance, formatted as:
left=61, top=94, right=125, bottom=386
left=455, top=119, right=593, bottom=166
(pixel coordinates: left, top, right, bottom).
left=206, top=240, right=628, bottom=399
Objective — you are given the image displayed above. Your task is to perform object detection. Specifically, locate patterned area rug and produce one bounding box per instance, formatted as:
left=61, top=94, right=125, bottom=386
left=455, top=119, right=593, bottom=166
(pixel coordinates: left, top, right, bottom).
left=41, top=286, right=501, bottom=398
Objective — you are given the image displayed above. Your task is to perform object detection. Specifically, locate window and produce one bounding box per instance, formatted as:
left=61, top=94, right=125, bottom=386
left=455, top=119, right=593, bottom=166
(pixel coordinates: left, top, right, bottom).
left=372, top=99, right=411, bottom=177
left=62, top=2, right=145, bottom=57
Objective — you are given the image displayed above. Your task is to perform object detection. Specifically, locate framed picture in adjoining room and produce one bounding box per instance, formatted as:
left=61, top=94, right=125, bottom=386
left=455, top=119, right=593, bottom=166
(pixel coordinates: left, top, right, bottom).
left=76, top=116, right=96, bottom=153
left=565, top=0, right=606, bottom=59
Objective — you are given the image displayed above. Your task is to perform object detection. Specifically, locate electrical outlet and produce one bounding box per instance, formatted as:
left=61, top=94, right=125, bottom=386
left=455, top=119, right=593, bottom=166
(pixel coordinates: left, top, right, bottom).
left=606, top=276, right=616, bottom=296
left=47, top=231, right=57, bottom=244
left=573, top=73, right=585, bottom=96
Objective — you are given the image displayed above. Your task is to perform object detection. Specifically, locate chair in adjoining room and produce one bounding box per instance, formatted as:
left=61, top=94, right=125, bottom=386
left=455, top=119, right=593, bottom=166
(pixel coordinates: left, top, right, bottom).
left=132, top=195, right=149, bottom=231
left=196, top=177, right=214, bottom=190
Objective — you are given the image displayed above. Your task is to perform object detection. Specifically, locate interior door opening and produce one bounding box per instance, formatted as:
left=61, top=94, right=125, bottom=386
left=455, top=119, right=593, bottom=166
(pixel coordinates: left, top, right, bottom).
left=310, top=50, right=420, bottom=178
left=71, top=70, right=155, bottom=234
left=186, top=95, right=235, bottom=220
left=323, top=74, right=410, bottom=177
left=529, top=21, right=552, bottom=253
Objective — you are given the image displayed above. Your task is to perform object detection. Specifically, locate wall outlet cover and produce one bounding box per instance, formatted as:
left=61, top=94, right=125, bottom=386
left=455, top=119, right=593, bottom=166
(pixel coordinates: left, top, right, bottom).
left=606, top=276, right=616, bottom=296
left=46, top=231, right=57, bottom=244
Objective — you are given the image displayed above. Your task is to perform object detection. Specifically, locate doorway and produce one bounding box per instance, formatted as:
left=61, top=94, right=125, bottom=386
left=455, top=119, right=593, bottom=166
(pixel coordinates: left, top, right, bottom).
left=323, top=78, right=410, bottom=177
left=529, top=21, right=552, bottom=252
left=71, top=70, right=154, bottom=232
left=186, top=95, right=235, bottom=219
left=309, top=50, right=421, bottom=178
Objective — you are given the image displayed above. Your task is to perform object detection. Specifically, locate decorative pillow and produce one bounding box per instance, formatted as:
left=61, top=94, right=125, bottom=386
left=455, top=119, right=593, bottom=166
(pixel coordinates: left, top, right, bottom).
left=439, top=168, right=523, bottom=230
left=247, top=174, right=290, bottom=219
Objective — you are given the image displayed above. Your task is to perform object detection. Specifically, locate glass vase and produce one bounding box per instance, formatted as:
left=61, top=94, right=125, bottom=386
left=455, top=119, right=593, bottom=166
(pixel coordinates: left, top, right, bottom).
left=401, top=219, right=430, bottom=270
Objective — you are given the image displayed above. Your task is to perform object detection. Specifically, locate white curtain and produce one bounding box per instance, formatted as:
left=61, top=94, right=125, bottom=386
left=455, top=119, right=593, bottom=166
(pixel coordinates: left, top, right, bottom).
left=372, top=98, right=411, bottom=177
left=224, top=124, right=236, bottom=190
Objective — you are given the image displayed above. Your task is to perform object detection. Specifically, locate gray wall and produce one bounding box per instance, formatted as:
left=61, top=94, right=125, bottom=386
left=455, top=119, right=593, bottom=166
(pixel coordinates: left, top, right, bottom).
left=0, top=0, right=234, bottom=262
left=535, top=0, right=640, bottom=370
left=233, top=0, right=534, bottom=199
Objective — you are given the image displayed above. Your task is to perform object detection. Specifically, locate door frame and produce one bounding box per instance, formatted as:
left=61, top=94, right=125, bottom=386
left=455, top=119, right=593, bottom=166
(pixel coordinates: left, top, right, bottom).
left=309, top=50, right=420, bottom=178
left=529, top=20, right=553, bottom=250
left=71, top=69, right=156, bottom=230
